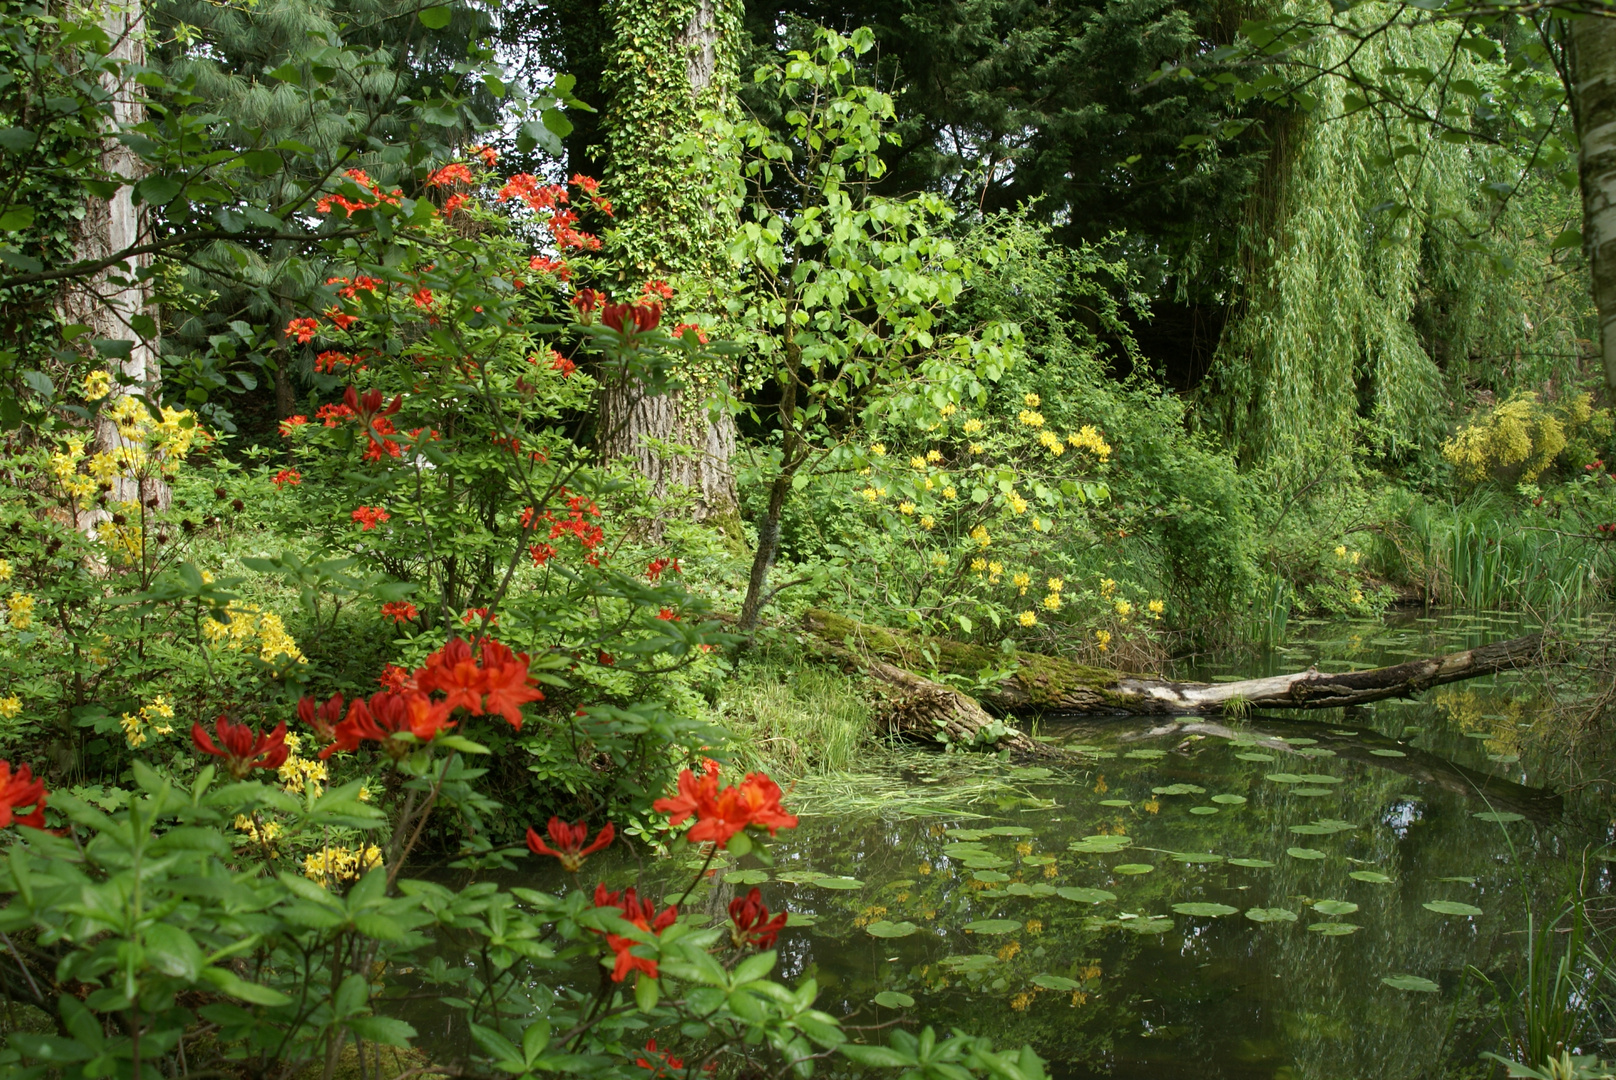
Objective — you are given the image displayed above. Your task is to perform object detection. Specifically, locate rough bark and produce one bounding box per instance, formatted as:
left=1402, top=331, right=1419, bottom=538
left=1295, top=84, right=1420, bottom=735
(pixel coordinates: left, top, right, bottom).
left=803, top=609, right=1548, bottom=747
left=61, top=0, right=165, bottom=513
left=1574, top=11, right=1616, bottom=391
left=596, top=377, right=736, bottom=524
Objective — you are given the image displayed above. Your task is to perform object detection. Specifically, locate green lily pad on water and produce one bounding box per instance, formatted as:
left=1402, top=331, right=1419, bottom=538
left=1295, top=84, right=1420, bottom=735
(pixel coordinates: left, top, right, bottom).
left=986, top=826, right=1035, bottom=837
left=1423, top=900, right=1484, bottom=917
left=1189, top=806, right=1219, bottom=815
left=972, top=870, right=1011, bottom=883
left=1282, top=737, right=1319, bottom=745
left=1296, top=748, right=1337, bottom=758
left=1211, top=794, right=1247, bottom=805
left=1330, top=730, right=1359, bottom=736
left=1006, top=882, right=1057, bottom=897
left=1125, top=749, right=1167, bottom=760
left=1382, top=975, right=1440, bottom=992
left=1349, top=870, right=1394, bottom=884
left=1056, top=886, right=1116, bottom=904
left=1152, top=784, right=1206, bottom=796
left=1309, top=922, right=1361, bottom=936
left=940, top=954, right=998, bottom=972
left=1235, top=752, right=1276, bottom=762
left=1228, top=858, right=1277, bottom=869
left=1287, top=847, right=1327, bottom=861
left=1069, top=836, right=1130, bottom=854
left=874, top=991, right=915, bottom=1007
left=814, top=877, right=864, bottom=890
left=1119, top=915, right=1174, bottom=934
left=1313, top=900, right=1359, bottom=916
left=1246, top=907, right=1298, bottom=923
left=1113, top=863, right=1155, bottom=875
left=1472, top=811, right=1525, bottom=823
left=777, top=871, right=826, bottom=885
left=1173, top=902, right=1240, bottom=917
left=727, top=869, right=770, bottom=885
left=947, top=829, right=990, bottom=841
left=1440, top=876, right=1477, bottom=884
left=1369, top=748, right=1408, bottom=757
left=1266, top=773, right=1343, bottom=785
left=963, top=919, right=1021, bottom=935
left=866, top=920, right=920, bottom=938
left=1168, top=851, right=1223, bottom=864
left=1099, top=799, right=1132, bottom=808
left=1290, top=819, right=1354, bottom=835
left=785, top=913, right=818, bottom=927
left=1021, top=854, right=1057, bottom=865
left=1031, top=974, right=1082, bottom=991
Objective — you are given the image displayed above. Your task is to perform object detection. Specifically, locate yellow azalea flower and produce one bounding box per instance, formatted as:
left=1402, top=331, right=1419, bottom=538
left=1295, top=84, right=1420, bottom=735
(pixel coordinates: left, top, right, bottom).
left=870, top=442, right=887, bottom=457
left=81, top=370, right=113, bottom=400
left=963, top=418, right=984, bottom=435
left=6, top=593, right=35, bottom=631
left=1018, top=611, right=1037, bottom=627
left=861, top=486, right=880, bottom=502
left=0, top=559, right=10, bottom=583
left=1007, top=494, right=1028, bottom=514
left=1024, top=392, right=1041, bottom=407
left=970, top=525, right=991, bottom=547
left=926, top=449, right=943, bottom=462
left=930, top=553, right=949, bottom=569
left=1017, top=409, right=1045, bottom=428
left=1012, top=571, right=1031, bottom=595
left=0, top=696, right=20, bottom=720
left=1047, top=577, right=1064, bottom=593
left=910, top=455, right=927, bottom=469
left=1350, top=550, right=1362, bottom=565
left=1334, top=544, right=1348, bottom=559
left=969, top=442, right=984, bottom=454
left=920, top=514, right=936, bottom=530
left=1095, top=629, right=1112, bottom=651
left=1025, top=918, right=1043, bottom=934
left=1148, top=599, right=1165, bottom=616
left=988, top=560, right=1004, bottom=581
left=943, top=485, right=957, bottom=499
left=1114, top=599, right=1132, bottom=618
left=1350, top=589, right=1365, bottom=605
left=1068, top=425, right=1112, bottom=461
left=1042, top=593, right=1062, bottom=612
left=971, top=557, right=987, bottom=573
left=899, top=501, right=916, bottom=515
left=1032, top=517, right=1048, bottom=532
left=1100, top=578, right=1116, bottom=597
left=940, top=403, right=958, bottom=418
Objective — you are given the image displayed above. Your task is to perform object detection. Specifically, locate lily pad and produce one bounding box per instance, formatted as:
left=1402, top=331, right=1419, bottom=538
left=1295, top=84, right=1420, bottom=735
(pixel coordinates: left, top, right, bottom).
left=1168, top=851, right=1224, bottom=864
left=814, top=877, right=864, bottom=890
left=874, top=991, right=915, bottom=1007
left=963, top=919, right=1022, bottom=935
left=1189, top=806, right=1220, bottom=815
left=1265, top=773, right=1310, bottom=784
left=1287, top=847, right=1327, bottom=861
left=1382, top=975, right=1440, bottom=992
left=1472, top=811, right=1525, bottom=823
left=1313, top=900, right=1359, bottom=916
left=1290, top=819, right=1354, bottom=836
left=947, top=829, right=990, bottom=841
left=1152, top=784, right=1207, bottom=796
left=1125, top=749, right=1168, bottom=760
left=1228, top=858, right=1277, bottom=869
left=1098, top=799, right=1133, bottom=808
left=1329, top=730, right=1359, bottom=736
left=986, top=826, right=1035, bottom=837
left=1021, top=854, right=1056, bottom=866
left=1245, top=907, right=1299, bottom=923
left=1440, top=876, right=1477, bottom=884
left=1211, top=794, right=1248, bottom=805
left=1113, top=863, right=1155, bottom=875
left=1120, top=915, right=1174, bottom=934
left=1282, top=737, right=1319, bottom=746
left=1173, top=902, right=1240, bottom=917
left=1369, top=748, right=1407, bottom=758
left=1296, top=748, right=1337, bottom=758
left=727, top=870, right=770, bottom=885
left=972, top=870, right=1011, bottom=883
left=1031, top=974, right=1082, bottom=991
left=777, top=871, right=826, bottom=885
left=940, top=954, right=998, bottom=972
left=1349, top=871, right=1394, bottom=884
left=1056, top=887, right=1116, bottom=904
left=1235, top=752, right=1276, bottom=762
left=1423, top=900, right=1483, bottom=917
left=1006, top=882, right=1058, bottom=897
left=866, top=920, right=920, bottom=938
left=1069, top=836, right=1131, bottom=854
left=785, top=912, right=818, bottom=927
left=1309, top=922, right=1362, bottom=936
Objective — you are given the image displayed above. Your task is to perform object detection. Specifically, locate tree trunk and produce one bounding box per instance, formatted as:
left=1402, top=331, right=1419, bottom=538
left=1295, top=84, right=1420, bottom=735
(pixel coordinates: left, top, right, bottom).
left=1574, top=11, right=1616, bottom=391
left=803, top=609, right=1549, bottom=744
left=61, top=0, right=165, bottom=514
left=596, top=0, right=741, bottom=526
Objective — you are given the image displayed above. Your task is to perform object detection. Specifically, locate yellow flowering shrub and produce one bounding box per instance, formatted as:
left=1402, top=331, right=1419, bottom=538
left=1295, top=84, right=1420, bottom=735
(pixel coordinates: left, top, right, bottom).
left=1443, top=392, right=1607, bottom=483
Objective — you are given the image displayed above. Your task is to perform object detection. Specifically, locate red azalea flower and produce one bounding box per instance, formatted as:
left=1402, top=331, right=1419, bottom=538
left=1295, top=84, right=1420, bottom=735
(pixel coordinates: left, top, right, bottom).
left=597, top=650, right=614, bottom=666
left=476, top=145, right=497, bottom=167
left=641, top=279, right=674, bottom=301
left=192, top=716, right=289, bottom=779
left=324, top=308, right=357, bottom=331
left=343, top=386, right=404, bottom=462
left=411, top=287, right=433, bottom=310
left=570, top=173, right=600, bottom=195
left=672, top=322, right=709, bottom=344
left=478, top=639, right=544, bottom=729
left=571, top=288, right=603, bottom=320
left=297, top=692, right=347, bottom=743
left=417, top=637, right=485, bottom=715
left=381, top=601, right=418, bottom=624
left=285, top=318, right=318, bottom=344
left=646, top=557, right=681, bottom=582
left=378, top=664, right=411, bottom=692
left=461, top=606, right=497, bottom=626
left=352, top=505, right=390, bottom=530
left=279, top=415, right=308, bottom=436
left=272, top=469, right=302, bottom=489
left=550, top=350, right=577, bottom=377
left=652, top=761, right=799, bottom=847
left=636, top=1039, right=683, bottom=1077
left=728, top=887, right=787, bottom=949
left=526, top=816, right=614, bottom=872
left=601, top=301, right=662, bottom=335
left=426, top=162, right=474, bottom=188
left=594, top=884, right=677, bottom=982
left=529, top=543, right=557, bottom=566
left=319, top=690, right=452, bottom=759
left=0, top=761, right=48, bottom=830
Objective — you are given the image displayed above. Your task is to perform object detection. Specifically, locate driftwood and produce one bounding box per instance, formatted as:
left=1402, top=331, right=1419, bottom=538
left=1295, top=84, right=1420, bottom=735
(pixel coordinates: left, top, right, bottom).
left=802, top=608, right=1548, bottom=750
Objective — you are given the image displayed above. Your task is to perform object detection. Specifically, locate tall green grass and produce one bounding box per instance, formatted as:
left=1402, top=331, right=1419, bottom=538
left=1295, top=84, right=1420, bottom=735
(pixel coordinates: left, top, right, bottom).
left=717, top=663, right=873, bottom=778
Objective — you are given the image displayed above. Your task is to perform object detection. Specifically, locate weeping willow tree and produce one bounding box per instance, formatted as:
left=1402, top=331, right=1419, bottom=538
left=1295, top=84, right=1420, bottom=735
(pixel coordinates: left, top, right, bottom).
left=1199, top=7, right=1588, bottom=473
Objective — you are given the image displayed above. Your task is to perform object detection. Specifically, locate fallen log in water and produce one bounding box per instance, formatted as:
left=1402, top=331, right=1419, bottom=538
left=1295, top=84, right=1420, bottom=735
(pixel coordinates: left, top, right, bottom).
left=801, top=608, right=1549, bottom=750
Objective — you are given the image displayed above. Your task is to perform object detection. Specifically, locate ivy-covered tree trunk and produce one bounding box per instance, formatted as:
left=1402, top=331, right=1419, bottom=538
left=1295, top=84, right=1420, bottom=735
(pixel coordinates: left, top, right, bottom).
left=596, top=0, right=741, bottom=526
left=62, top=0, right=165, bottom=510
left=1574, top=13, right=1616, bottom=392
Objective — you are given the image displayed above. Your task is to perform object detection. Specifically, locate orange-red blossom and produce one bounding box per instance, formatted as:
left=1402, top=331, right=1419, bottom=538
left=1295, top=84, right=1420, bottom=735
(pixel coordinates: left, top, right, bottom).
left=652, top=760, right=798, bottom=847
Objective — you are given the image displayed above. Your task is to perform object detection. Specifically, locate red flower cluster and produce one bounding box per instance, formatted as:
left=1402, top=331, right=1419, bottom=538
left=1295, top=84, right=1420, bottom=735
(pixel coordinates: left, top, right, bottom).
left=475, top=145, right=498, bottom=167
left=635, top=1039, right=714, bottom=1078
left=728, top=888, right=787, bottom=949
left=442, top=193, right=466, bottom=216
left=601, top=301, right=662, bottom=335
left=378, top=664, right=410, bottom=692
left=498, top=174, right=567, bottom=211
left=529, top=542, right=557, bottom=567
left=327, top=275, right=381, bottom=300
left=272, top=469, right=302, bottom=489
left=192, top=716, right=290, bottom=779
left=526, top=816, right=614, bottom=872
left=316, top=168, right=402, bottom=216
left=0, top=761, right=48, bottom=830
left=641, top=279, right=674, bottom=301
left=570, top=173, right=599, bottom=195
left=285, top=318, right=318, bottom=344
left=344, top=386, right=404, bottom=462
left=279, top=415, right=308, bottom=436
left=528, top=255, right=571, bottom=281
left=324, top=307, right=357, bottom=331
left=426, top=162, right=474, bottom=188
left=594, top=884, right=677, bottom=982
left=550, top=350, right=577, bottom=378
left=646, top=557, right=680, bottom=582
left=317, top=689, right=453, bottom=759
left=672, top=322, right=709, bottom=344
left=571, top=289, right=603, bottom=319
left=656, top=608, right=677, bottom=621
left=352, top=505, right=391, bottom=530
left=410, top=287, right=434, bottom=310
left=381, top=601, right=418, bottom=623
left=653, top=761, right=798, bottom=847
left=316, top=402, right=355, bottom=426
left=461, top=607, right=497, bottom=627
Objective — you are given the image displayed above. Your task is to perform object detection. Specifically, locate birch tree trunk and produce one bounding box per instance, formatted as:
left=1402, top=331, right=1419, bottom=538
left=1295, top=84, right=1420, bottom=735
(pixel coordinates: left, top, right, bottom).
left=1574, top=11, right=1616, bottom=391
left=61, top=0, right=164, bottom=513
left=597, top=0, right=740, bottom=529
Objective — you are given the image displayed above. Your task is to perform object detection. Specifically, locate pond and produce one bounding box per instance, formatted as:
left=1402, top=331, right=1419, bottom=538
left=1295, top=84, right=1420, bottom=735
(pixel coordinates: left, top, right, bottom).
left=419, top=610, right=1615, bottom=1079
